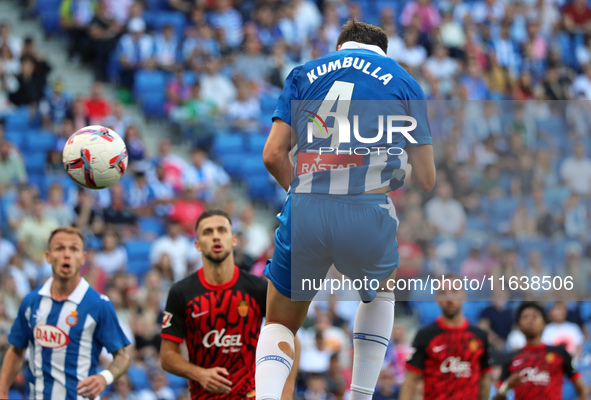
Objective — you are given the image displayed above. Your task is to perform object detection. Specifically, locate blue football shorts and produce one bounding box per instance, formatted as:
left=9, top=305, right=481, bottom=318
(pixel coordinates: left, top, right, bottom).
left=264, top=192, right=400, bottom=302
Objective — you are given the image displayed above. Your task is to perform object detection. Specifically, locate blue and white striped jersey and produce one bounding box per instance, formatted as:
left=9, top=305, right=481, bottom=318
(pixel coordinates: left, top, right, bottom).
left=273, top=41, right=432, bottom=195
left=8, top=278, right=130, bottom=400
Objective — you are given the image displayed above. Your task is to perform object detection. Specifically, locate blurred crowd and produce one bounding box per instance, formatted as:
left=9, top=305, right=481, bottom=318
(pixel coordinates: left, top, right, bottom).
left=2, top=0, right=591, bottom=398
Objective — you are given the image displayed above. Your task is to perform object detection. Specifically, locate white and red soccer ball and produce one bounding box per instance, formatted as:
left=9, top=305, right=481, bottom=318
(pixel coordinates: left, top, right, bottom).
left=62, top=125, right=128, bottom=189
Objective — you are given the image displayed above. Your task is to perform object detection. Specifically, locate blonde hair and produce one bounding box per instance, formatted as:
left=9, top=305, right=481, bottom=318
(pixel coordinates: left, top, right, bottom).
left=48, top=227, right=85, bottom=247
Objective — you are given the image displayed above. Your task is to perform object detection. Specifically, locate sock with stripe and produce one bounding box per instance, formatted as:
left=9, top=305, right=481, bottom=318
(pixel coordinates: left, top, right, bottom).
left=350, top=291, right=395, bottom=400
left=255, top=323, right=295, bottom=400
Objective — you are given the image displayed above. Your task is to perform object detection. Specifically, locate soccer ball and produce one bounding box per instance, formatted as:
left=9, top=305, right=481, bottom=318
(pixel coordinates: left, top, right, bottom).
left=62, top=125, right=128, bottom=189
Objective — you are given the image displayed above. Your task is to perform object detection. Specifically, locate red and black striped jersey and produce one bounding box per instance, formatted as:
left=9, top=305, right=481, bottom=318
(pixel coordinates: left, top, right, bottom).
left=498, top=343, right=580, bottom=400
left=406, top=316, right=491, bottom=399
left=161, top=266, right=267, bottom=399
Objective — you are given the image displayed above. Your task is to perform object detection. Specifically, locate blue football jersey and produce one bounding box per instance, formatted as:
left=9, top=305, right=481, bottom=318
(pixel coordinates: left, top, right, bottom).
left=273, top=42, right=432, bottom=194
left=8, top=278, right=130, bottom=400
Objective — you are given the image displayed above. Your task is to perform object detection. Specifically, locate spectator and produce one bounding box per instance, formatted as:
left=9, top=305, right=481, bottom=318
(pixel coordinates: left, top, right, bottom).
left=0, top=140, right=27, bottom=188
left=84, top=81, right=111, bottom=124
left=563, top=0, right=591, bottom=34
left=169, top=186, right=205, bottom=236
left=425, top=181, right=466, bottom=237
left=478, top=290, right=512, bottom=351
left=374, top=368, right=397, bottom=400
left=234, top=37, right=272, bottom=85
left=7, top=253, right=33, bottom=299
left=396, top=224, right=424, bottom=280
left=460, top=60, right=488, bottom=101
left=424, top=44, right=458, bottom=88
left=564, top=193, right=588, bottom=241
left=542, top=302, right=584, bottom=356
left=493, top=22, right=520, bottom=76
left=117, top=17, right=154, bottom=89
left=103, top=0, right=134, bottom=26
left=40, top=79, right=73, bottom=127
left=395, top=28, right=426, bottom=68
left=105, top=373, right=156, bottom=400
left=0, top=22, right=22, bottom=58
left=127, top=169, right=155, bottom=216
left=471, top=0, right=504, bottom=25
left=562, top=243, right=591, bottom=299
left=6, top=185, right=36, bottom=239
left=278, top=2, right=306, bottom=52
left=88, top=0, right=122, bottom=82
left=95, top=228, right=128, bottom=276
left=255, top=5, right=282, bottom=50
left=199, top=58, right=236, bottom=111
left=294, top=0, right=322, bottom=40
left=164, top=66, right=191, bottom=115
left=182, top=147, right=230, bottom=204
left=17, top=196, right=59, bottom=266
left=124, top=124, right=145, bottom=163
left=400, top=0, right=441, bottom=33
left=560, top=142, right=591, bottom=195
left=209, top=0, right=243, bottom=48
left=59, top=0, right=95, bottom=61
left=146, top=163, right=174, bottom=217
left=81, top=249, right=108, bottom=294
left=73, top=188, right=101, bottom=233
left=8, top=56, right=45, bottom=106
left=69, top=97, right=91, bottom=131
left=103, top=101, right=131, bottom=139
left=45, top=184, right=74, bottom=226
left=509, top=203, right=537, bottom=238
left=308, top=373, right=337, bottom=400
left=239, top=204, right=271, bottom=260
left=571, top=63, right=591, bottom=99
left=0, top=227, right=16, bottom=270
left=153, top=24, right=179, bottom=71
left=460, top=247, right=486, bottom=280
left=149, top=219, right=199, bottom=282
left=102, top=183, right=138, bottom=237
left=226, top=82, right=261, bottom=132
left=148, top=369, right=175, bottom=400
left=184, top=24, right=220, bottom=71
left=20, top=37, right=52, bottom=86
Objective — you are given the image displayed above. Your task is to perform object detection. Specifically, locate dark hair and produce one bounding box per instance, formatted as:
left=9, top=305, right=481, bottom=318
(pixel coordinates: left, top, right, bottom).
left=336, top=20, right=388, bottom=54
left=515, top=301, right=548, bottom=324
left=195, top=209, right=232, bottom=232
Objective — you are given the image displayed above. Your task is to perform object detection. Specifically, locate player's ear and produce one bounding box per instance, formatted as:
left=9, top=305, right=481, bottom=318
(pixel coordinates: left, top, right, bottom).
left=82, top=251, right=87, bottom=265
left=45, top=251, right=51, bottom=264
left=336, top=44, right=342, bottom=51
left=195, top=239, right=201, bottom=252
left=232, top=234, right=238, bottom=247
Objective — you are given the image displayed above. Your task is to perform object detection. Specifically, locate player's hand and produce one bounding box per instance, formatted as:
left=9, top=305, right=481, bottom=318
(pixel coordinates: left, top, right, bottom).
left=76, top=374, right=108, bottom=399
left=505, top=372, right=523, bottom=390
left=196, top=367, right=233, bottom=394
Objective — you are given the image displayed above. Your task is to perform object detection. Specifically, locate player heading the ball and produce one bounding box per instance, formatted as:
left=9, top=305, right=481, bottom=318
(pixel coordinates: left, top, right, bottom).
left=256, top=20, right=436, bottom=400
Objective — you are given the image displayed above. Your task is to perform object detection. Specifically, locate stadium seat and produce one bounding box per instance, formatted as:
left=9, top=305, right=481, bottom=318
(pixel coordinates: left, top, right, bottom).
left=246, top=175, right=274, bottom=202
left=166, top=372, right=188, bottom=391
left=517, top=238, right=551, bottom=262
left=211, top=134, right=245, bottom=159
left=143, top=11, right=186, bottom=38
left=28, top=174, right=47, bottom=197
left=240, top=155, right=268, bottom=179
left=140, top=92, right=167, bottom=118
left=260, top=95, right=277, bottom=114
left=41, top=9, right=62, bottom=34
left=138, top=217, right=165, bottom=236
left=246, top=133, right=268, bottom=154
left=5, top=108, right=29, bottom=131
left=25, top=131, right=56, bottom=152
left=4, top=130, right=26, bottom=149
left=24, top=151, right=47, bottom=174
left=463, top=301, right=490, bottom=324
left=413, top=301, right=440, bottom=326
left=124, top=239, right=152, bottom=279
left=127, top=366, right=151, bottom=391
left=133, top=70, right=166, bottom=97
left=219, top=154, right=243, bottom=178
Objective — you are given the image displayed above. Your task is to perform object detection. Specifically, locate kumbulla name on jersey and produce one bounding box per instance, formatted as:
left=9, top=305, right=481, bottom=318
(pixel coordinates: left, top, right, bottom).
left=306, top=57, right=394, bottom=86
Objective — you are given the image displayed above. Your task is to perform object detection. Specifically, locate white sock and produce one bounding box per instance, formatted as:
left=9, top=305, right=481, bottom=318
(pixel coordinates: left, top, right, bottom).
left=255, top=323, right=295, bottom=400
left=350, top=291, right=395, bottom=400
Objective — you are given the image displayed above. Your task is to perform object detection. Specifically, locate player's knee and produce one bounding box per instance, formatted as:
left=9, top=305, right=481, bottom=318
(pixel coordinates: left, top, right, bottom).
left=374, top=291, right=395, bottom=305
left=260, top=323, right=296, bottom=361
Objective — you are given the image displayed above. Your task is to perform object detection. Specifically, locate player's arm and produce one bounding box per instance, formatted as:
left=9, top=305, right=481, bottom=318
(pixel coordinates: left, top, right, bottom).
left=560, top=346, right=588, bottom=400
left=479, top=373, right=491, bottom=400
left=160, top=338, right=232, bottom=394
left=573, top=376, right=588, bottom=400
left=399, top=369, right=421, bottom=400
left=399, top=328, right=428, bottom=400
left=404, top=144, right=435, bottom=192
left=263, top=118, right=292, bottom=191
left=0, top=345, right=26, bottom=397
left=77, top=344, right=131, bottom=398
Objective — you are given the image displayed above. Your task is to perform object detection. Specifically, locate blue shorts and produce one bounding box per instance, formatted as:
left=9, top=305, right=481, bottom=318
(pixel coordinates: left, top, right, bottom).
left=264, top=193, right=400, bottom=302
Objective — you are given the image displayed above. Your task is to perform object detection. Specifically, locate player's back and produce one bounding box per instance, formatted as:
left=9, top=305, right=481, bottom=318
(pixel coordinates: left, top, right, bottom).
left=274, top=44, right=432, bottom=195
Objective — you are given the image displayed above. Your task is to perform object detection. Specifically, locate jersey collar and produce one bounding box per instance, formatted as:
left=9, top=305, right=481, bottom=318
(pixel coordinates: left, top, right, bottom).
left=198, top=265, right=240, bottom=291
left=39, top=277, right=90, bottom=304
left=436, top=316, right=469, bottom=331
left=339, top=41, right=387, bottom=57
